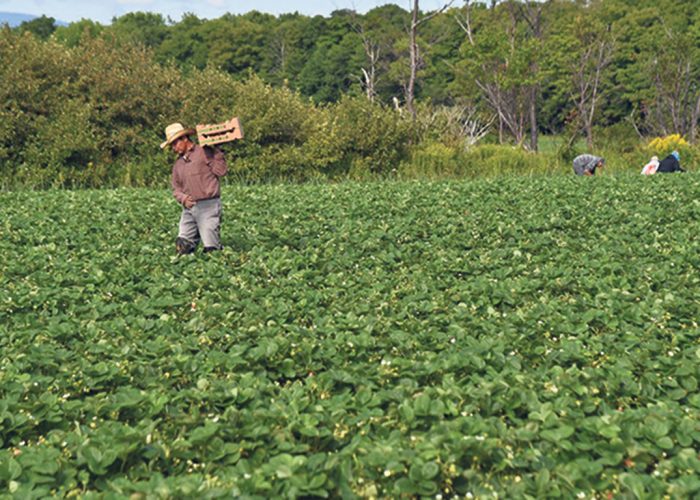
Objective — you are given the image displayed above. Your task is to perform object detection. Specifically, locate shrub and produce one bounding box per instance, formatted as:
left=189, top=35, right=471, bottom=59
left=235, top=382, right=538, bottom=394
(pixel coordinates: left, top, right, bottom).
left=594, top=122, right=641, bottom=155
left=398, top=142, right=462, bottom=179
left=178, top=68, right=239, bottom=125
left=207, top=75, right=325, bottom=181
left=73, top=36, right=183, bottom=166
left=21, top=100, right=102, bottom=188
left=0, top=29, right=185, bottom=187
left=326, top=96, right=411, bottom=177
left=646, top=134, right=695, bottom=167
left=177, top=80, right=411, bottom=182
left=11, top=28, right=691, bottom=187
left=0, top=30, right=78, bottom=185
left=400, top=143, right=558, bottom=179
left=592, top=133, right=697, bottom=175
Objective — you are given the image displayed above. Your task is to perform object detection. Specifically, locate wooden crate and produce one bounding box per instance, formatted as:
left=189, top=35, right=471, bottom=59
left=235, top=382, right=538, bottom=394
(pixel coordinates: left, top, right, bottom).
left=196, top=117, right=244, bottom=146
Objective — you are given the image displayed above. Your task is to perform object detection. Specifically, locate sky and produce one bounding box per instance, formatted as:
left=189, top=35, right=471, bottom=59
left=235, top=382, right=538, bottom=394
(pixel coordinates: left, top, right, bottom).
left=0, top=0, right=453, bottom=24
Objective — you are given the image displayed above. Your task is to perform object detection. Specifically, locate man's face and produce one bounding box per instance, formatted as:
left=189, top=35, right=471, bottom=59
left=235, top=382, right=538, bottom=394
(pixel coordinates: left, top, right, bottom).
left=171, top=136, right=189, bottom=155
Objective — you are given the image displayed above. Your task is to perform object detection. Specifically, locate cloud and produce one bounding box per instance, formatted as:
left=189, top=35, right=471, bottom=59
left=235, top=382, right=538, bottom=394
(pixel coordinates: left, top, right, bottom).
left=206, top=0, right=225, bottom=7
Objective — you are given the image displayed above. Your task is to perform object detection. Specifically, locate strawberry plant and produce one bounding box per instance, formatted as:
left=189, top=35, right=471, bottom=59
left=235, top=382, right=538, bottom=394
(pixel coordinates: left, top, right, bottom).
left=1, top=174, right=699, bottom=497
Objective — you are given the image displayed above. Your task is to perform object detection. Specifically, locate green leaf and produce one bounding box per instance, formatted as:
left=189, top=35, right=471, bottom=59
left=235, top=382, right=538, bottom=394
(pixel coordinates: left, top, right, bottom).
left=536, top=468, right=550, bottom=493
left=645, top=419, right=670, bottom=439
left=399, top=402, right=415, bottom=423
left=621, top=473, right=646, bottom=499
left=599, top=424, right=621, bottom=439
left=0, top=457, right=22, bottom=481
left=308, top=473, right=327, bottom=490
left=189, top=422, right=220, bottom=445
left=81, top=446, right=116, bottom=475
left=395, top=478, right=415, bottom=495
left=681, top=376, right=698, bottom=392
left=657, top=437, right=674, bottom=450
left=414, top=394, right=431, bottom=416
left=409, top=463, right=423, bottom=482
left=421, top=462, right=439, bottom=480
left=541, top=425, right=575, bottom=442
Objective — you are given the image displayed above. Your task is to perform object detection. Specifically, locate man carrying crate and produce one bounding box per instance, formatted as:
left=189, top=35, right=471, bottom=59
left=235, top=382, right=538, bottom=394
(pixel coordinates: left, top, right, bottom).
left=161, top=122, right=228, bottom=255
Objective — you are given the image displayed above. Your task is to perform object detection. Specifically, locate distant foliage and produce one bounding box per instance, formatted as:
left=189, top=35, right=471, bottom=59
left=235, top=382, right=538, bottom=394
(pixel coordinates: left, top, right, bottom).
left=3, top=0, right=700, bottom=189
left=400, top=144, right=556, bottom=180
left=647, top=134, right=689, bottom=157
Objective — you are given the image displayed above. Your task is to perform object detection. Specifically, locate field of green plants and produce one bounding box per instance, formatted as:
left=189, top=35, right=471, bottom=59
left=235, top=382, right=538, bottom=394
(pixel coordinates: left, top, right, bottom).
left=1, top=174, right=700, bottom=498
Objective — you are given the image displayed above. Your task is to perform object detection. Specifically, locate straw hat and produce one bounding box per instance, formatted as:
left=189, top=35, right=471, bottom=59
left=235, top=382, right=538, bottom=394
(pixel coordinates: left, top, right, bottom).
left=160, top=123, right=195, bottom=149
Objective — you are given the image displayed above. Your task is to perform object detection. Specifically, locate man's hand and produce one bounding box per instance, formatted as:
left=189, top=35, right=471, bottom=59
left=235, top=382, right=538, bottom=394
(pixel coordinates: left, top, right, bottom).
left=183, top=196, right=196, bottom=209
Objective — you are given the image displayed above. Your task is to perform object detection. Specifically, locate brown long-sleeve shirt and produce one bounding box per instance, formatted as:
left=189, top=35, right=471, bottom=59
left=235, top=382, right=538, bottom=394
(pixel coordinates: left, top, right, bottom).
left=171, top=144, right=228, bottom=204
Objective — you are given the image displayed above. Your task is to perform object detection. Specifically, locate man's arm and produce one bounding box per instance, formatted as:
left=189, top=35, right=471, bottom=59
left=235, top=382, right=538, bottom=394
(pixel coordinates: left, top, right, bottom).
left=206, top=147, right=228, bottom=177
left=172, top=168, right=195, bottom=207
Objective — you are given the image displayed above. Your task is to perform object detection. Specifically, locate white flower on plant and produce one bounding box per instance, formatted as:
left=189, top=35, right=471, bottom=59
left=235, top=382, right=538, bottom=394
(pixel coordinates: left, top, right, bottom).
left=545, top=382, right=559, bottom=394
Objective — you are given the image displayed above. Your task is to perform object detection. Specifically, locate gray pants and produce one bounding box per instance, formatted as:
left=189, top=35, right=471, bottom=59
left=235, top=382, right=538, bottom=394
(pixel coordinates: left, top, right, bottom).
left=178, top=197, right=222, bottom=249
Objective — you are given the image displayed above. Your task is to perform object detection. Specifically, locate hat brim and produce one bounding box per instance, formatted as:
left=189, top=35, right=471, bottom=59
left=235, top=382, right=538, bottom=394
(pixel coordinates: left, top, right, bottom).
left=160, top=128, right=195, bottom=149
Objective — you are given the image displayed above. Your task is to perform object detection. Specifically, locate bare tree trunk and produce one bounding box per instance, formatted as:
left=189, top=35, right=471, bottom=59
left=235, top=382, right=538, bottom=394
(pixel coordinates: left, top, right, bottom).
left=585, top=122, right=594, bottom=149
left=650, top=52, right=698, bottom=139
left=529, top=85, right=538, bottom=151
left=476, top=81, right=528, bottom=145
left=270, top=36, right=287, bottom=80
left=459, top=1, right=538, bottom=149
left=571, top=36, right=614, bottom=149
left=587, top=41, right=611, bottom=148
left=360, top=34, right=380, bottom=102
left=407, top=0, right=419, bottom=118
left=350, top=12, right=383, bottom=103
left=691, top=94, right=700, bottom=142
left=519, top=3, right=543, bottom=152
left=406, top=0, right=454, bottom=119
left=454, top=1, right=474, bottom=46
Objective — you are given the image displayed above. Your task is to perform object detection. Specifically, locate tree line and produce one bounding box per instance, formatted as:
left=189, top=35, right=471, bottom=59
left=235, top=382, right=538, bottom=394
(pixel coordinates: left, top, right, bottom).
left=2, top=0, right=699, bottom=187
left=18, top=0, right=700, bottom=147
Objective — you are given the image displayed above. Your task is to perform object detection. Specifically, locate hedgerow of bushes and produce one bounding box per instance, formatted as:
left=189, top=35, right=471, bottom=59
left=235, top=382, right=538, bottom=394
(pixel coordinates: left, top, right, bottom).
left=0, top=29, right=417, bottom=187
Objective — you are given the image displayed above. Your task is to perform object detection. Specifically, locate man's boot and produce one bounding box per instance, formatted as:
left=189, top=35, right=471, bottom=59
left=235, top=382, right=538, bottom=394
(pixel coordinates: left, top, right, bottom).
left=176, top=237, right=196, bottom=255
